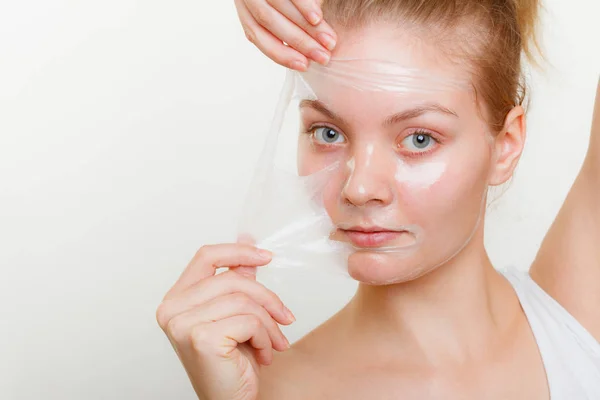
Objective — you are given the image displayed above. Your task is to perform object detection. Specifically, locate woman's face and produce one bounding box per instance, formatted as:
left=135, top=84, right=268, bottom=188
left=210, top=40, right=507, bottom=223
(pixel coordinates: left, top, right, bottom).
left=297, top=24, right=500, bottom=284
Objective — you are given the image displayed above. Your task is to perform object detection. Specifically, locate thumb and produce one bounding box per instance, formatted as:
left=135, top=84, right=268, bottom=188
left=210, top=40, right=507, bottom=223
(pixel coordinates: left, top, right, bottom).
left=231, top=234, right=268, bottom=279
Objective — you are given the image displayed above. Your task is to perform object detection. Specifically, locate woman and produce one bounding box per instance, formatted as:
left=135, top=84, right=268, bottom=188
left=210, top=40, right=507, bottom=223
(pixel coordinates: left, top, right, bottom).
left=156, top=0, right=600, bottom=398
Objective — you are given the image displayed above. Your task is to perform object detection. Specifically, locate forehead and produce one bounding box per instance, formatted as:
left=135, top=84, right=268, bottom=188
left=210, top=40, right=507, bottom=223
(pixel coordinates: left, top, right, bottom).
left=297, top=23, right=476, bottom=121
left=329, top=23, right=471, bottom=82
left=298, top=72, right=474, bottom=129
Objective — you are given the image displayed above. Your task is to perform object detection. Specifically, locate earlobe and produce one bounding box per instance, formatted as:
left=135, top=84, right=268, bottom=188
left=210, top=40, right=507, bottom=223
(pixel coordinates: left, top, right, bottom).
left=489, top=105, right=526, bottom=186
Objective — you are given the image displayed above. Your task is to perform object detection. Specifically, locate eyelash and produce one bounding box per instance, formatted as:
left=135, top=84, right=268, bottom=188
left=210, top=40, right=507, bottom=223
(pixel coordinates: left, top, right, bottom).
left=399, top=129, right=442, bottom=159
left=304, top=124, right=345, bottom=147
left=303, top=124, right=443, bottom=156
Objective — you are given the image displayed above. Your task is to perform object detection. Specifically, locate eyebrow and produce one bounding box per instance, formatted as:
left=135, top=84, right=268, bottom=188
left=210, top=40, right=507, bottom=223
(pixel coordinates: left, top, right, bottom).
left=299, top=99, right=458, bottom=125
left=300, top=99, right=340, bottom=121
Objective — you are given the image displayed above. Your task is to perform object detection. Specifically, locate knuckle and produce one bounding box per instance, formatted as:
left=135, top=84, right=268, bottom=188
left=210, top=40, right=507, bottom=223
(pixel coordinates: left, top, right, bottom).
left=195, top=245, right=210, bottom=259
left=265, top=286, right=281, bottom=302
left=290, top=35, right=310, bottom=51
left=258, top=283, right=281, bottom=306
left=253, top=6, right=271, bottom=26
left=270, top=52, right=289, bottom=66
left=247, top=315, right=262, bottom=331
left=286, top=59, right=300, bottom=69
left=244, top=28, right=255, bottom=43
left=264, top=0, right=281, bottom=8
left=190, top=325, right=211, bottom=351
left=232, top=292, right=253, bottom=309
left=155, top=303, right=170, bottom=330
left=223, top=269, right=244, bottom=282
left=270, top=296, right=284, bottom=312
left=165, top=317, right=185, bottom=341
left=219, top=269, right=235, bottom=281
left=292, top=0, right=311, bottom=9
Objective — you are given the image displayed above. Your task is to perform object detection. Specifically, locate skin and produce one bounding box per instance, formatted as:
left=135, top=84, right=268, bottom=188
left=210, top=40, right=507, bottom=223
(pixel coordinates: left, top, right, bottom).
left=529, top=80, right=600, bottom=341
left=295, top=36, right=495, bottom=284
left=234, top=0, right=334, bottom=70
left=260, top=25, right=549, bottom=400
left=157, top=2, right=600, bottom=399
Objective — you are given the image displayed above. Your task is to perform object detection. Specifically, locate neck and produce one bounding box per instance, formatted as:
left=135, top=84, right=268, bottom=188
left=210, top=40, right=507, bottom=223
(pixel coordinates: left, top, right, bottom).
left=343, top=236, right=519, bottom=367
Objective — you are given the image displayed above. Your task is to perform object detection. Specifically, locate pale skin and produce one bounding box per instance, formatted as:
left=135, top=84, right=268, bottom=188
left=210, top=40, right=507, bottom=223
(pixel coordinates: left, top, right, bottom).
left=156, top=1, right=600, bottom=399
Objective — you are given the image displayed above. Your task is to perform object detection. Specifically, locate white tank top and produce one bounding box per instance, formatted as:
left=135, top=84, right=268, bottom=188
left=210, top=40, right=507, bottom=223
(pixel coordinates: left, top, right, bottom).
left=501, top=268, right=600, bottom=399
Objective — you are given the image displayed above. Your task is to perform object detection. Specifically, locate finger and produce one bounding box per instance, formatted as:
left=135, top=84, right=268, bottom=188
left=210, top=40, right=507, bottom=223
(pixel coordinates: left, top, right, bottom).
left=233, top=235, right=259, bottom=278
left=269, top=0, right=337, bottom=51
left=165, top=243, right=272, bottom=299
left=253, top=345, right=273, bottom=366
left=159, top=270, right=295, bottom=326
left=205, top=292, right=290, bottom=351
left=290, top=0, right=322, bottom=26
left=165, top=293, right=290, bottom=352
left=237, top=0, right=309, bottom=70
left=245, top=0, right=330, bottom=65
left=192, top=315, right=274, bottom=365
left=230, top=265, right=257, bottom=279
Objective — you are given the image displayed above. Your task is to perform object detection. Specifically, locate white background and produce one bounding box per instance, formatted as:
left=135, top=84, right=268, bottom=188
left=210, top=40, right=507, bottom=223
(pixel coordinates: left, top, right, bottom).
left=0, top=1, right=598, bottom=399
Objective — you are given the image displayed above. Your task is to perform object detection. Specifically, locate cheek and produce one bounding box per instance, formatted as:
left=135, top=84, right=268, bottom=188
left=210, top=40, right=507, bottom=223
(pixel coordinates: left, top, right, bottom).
left=394, top=161, right=446, bottom=190
left=399, top=155, right=490, bottom=225
left=320, top=172, right=345, bottom=219
left=297, top=137, right=313, bottom=176
left=296, top=136, right=341, bottom=176
left=297, top=140, right=347, bottom=217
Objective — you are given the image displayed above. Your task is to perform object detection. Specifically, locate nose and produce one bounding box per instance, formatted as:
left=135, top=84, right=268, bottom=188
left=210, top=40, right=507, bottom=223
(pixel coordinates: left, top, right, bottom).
left=342, top=142, right=394, bottom=207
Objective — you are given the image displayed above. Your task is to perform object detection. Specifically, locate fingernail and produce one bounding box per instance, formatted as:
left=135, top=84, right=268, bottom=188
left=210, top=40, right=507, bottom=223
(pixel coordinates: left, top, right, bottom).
left=256, top=249, right=272, bottom=260
left=291, top=60, right=308, bottom=71
left=317, top=33, right=336, bottom=51
left=310, top=49, right=330, bottom=65
left=308, top=11, right=321, bottom=25
left=283, top=335, right=291, bottom=349
left=283, top=305, right=296, bottom=323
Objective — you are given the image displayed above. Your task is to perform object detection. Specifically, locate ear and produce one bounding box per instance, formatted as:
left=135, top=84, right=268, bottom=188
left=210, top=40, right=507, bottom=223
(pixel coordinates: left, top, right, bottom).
left=489, top=105, right=526, bottom=186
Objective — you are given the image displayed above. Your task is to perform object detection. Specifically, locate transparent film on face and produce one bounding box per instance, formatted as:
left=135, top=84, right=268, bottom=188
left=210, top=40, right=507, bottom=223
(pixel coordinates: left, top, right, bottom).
left=238, top=59, right=489, bottom=282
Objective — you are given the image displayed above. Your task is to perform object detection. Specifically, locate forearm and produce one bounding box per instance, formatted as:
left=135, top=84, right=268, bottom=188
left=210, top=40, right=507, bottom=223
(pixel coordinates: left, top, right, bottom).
left=530, top=77, right=600, bottom=341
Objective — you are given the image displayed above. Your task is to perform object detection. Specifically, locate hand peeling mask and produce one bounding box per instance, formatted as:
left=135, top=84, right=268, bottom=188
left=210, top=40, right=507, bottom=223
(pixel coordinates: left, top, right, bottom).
left=238, top=55, right=496, bottom=284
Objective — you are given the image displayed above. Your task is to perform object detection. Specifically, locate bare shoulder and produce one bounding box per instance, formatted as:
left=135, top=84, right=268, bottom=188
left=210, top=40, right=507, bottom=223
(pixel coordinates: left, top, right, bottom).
left=256, top=344, right=318, bottom=399
left=257, top=312, right=348, bottom=400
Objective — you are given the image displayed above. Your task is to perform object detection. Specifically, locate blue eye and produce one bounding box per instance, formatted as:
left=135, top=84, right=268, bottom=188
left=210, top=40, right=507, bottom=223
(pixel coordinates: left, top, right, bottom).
left=401, top=132, right=435, bottom=152
left=313, top=127, right=345, bottom=144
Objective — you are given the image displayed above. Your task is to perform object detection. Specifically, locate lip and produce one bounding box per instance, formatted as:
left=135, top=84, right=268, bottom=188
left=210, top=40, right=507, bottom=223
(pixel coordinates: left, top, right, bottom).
left=338, top=226, right=405, bottom=248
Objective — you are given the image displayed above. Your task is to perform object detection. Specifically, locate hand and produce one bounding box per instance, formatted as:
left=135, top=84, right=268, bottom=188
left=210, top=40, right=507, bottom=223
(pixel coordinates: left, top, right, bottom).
left=156, top=243, right=295, bottom=400
left=234, top=0, right=337, bottom=71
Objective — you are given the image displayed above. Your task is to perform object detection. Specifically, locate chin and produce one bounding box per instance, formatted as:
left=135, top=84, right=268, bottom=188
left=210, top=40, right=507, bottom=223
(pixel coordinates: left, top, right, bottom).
left=347, top=251, right=440, bottom=285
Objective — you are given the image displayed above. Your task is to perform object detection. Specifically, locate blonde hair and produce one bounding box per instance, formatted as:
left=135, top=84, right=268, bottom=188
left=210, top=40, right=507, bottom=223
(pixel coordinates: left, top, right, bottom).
left=322, top=0, right=541, bottom=132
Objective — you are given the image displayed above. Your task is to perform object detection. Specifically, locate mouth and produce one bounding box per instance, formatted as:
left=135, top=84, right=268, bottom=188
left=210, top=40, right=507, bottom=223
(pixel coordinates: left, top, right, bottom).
left=336, top=226, right=408, bottom=248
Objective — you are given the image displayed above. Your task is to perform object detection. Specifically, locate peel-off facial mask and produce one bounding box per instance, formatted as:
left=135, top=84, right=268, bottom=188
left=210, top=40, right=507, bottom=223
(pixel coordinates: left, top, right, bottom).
left=238, top=59, right=493, bottom=285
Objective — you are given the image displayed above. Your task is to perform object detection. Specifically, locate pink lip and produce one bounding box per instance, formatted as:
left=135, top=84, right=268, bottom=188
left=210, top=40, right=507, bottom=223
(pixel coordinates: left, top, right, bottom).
left=339, top=226, right=404, bottom=248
